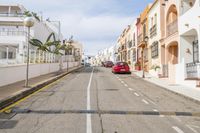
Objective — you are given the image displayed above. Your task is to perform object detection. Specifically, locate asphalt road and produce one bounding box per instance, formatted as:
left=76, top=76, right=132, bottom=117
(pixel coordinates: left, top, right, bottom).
left=0, top=67, right=200, bottom=133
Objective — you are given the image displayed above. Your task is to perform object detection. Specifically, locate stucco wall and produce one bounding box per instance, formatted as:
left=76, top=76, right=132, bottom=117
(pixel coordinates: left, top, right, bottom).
left=0, top=61, right=79, bottom=87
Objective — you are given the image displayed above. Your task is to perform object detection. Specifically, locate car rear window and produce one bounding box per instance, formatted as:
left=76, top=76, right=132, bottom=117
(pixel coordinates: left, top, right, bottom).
left=116, top=62, right=128, bottom=66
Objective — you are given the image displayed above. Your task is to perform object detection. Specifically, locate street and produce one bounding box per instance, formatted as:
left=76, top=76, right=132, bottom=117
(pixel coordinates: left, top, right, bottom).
left=0, top=67, right=200, bottom=133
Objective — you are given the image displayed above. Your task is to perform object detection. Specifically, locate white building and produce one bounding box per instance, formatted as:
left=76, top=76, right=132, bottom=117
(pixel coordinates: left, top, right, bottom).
left=128, top=21, right=138, bottom=70
left=178, top=0, right=200, bottom=87
left=0, top=4, right=63, bottom=66
left=148, top=0, right=162, bottom=77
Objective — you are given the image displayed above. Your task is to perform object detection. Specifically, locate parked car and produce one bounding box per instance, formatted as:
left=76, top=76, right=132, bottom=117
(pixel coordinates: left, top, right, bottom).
left=105, top=61, right=114, bottom=68
left=112, top=62, right=131, bottom=74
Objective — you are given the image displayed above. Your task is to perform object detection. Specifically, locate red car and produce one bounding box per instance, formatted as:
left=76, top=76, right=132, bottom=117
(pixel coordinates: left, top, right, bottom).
left=112, top=62, right=131, bottom=74
left=105, top=61, right=114, bottom=67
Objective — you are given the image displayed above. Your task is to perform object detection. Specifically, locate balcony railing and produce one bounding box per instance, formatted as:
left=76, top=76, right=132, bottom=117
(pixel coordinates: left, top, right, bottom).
left=137, top=34, right=142, bottom=45
left=186, top=62, right=200, bottom=79
left=0, top=13, right=24, bottom=17
left=128, top=41, right=132, bottom=48
left=167, top=20, right=178, bottom=37
left=0, top=30, right=26, bottom=36
left=162, top=64, right=168, bottom=77
left=150, top=25, right=157, bottom=38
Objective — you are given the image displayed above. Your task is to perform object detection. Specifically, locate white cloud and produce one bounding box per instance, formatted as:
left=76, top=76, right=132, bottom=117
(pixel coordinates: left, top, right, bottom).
left=0, top=0, right=137, bottom=55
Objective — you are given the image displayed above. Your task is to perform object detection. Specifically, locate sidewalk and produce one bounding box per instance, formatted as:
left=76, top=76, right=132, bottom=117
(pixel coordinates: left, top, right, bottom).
left=132, top=70, right=200, bottom=102
left=0, top=66, right=82, bottom=102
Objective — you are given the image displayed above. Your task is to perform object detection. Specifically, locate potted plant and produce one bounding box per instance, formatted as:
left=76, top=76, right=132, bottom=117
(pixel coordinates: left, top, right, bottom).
left=134, top=62, right=141, bottom=71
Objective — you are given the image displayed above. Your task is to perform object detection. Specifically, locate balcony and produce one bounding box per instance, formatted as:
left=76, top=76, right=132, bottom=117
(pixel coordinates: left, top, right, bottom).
left=161, top=64, right=168, bottom=78
left=150, top=25, right=157, bottom=38
left=186, top=62, right=200, bottom=79
left=137, top=34, right=142, bottom=45
left=167, top=20, right=178, bottom=37
left=128, top=41, right=132, bottom=48
left=180, top=0, right=196, bottom=15
left=0, top=30, right=25, bottom=36
left=0, top=13, right=24, bottom=17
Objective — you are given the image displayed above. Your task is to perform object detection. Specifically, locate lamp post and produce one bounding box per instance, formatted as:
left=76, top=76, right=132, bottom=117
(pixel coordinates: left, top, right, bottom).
left=142, top=36, right=149, bottom=78
left=24, top=17, right=34, bottom=88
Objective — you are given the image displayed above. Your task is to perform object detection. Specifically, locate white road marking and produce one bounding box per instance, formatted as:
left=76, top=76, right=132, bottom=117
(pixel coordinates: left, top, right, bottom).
left=124, top=84, right=128, bottom=87
left=159, top=115, right=165, bottom=117
left=134, top=92, right=140, bottom=97
left=128, top=88, right=133, bottom=91
left=147, top=99, right=157, bottom=105
left=121, top=81, right=124, bottom=84
left=153, top=109, right=158, bottom=112
left=186, top=125, right=198, bottom=133
left=142, top=99, right=149, bottom=104
left=86, top=67, right=94, bottom=133
left=172, top=126, right=184, bottom=133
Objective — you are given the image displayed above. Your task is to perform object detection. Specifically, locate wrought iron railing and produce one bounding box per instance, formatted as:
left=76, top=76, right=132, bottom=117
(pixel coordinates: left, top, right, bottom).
left=167, top=20, right=178, bottom=37
left=137, top=34, right=142, bottom=45
left=150, top=24, right=157, bottom=38
left=162, top=64, right=168, bottom=77
left=186, top=62, right=200, bottom=79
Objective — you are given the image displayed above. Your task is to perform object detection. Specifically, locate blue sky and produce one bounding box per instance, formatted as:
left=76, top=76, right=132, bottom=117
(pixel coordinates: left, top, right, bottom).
left=1, top=0, right=153, bottom=55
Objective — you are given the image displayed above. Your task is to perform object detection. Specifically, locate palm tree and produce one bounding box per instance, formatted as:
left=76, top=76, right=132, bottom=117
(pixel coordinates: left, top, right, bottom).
left=30, top=32, right=73, bottom=71
left=24, top=11, right=40, bottom=21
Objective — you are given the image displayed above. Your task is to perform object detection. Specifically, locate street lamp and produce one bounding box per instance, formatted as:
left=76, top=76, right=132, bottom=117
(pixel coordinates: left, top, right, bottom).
left=142, top=36, right=149, bottom=78
left=24, top=17, right=34, bottom=88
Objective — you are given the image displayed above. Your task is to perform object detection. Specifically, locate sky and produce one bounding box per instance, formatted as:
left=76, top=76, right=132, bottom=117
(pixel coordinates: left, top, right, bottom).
left=1, top=0, right=153, bottom=55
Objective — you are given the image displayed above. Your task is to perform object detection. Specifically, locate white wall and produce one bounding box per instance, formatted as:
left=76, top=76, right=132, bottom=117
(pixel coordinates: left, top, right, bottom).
left=148, top=0, right=161, bottom=69
left=0, top=61, right=79, bottom=87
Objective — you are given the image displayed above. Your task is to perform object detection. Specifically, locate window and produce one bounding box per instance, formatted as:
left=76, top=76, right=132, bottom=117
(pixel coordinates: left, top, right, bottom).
left=151, top=41, right=159, bottom=58
left=144, top=48, right=148, bottom=61
left=193, top=40, right=199, bottom=63
left=128, top=50, right=130, bottom=59
left=154, top=14, right=157, bottom=25
left=133, top=51, right=136, bottom=62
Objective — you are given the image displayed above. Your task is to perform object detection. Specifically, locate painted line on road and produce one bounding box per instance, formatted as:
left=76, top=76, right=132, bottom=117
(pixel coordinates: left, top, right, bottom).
left=147, top=99, right=157, bottom=105
left=186, top=125, right=198, bottom=133
left=124, top=84, right=128, bottom=87
left=153, top=109, right=158, bottom=112
left=128, top=88, right=134, bottom=91
left=134, top=92, right=140, bottom=97
left=121, top=81, right=124, bottom=84
left=0, top=67, right=82, bottom=113
left=142, top=99, right=149, bottom=105
left=159, top=115, right=165, bottom=117
left=86, top=67, right=94, bottom=133
left=172, top=126, right=184, bottom=133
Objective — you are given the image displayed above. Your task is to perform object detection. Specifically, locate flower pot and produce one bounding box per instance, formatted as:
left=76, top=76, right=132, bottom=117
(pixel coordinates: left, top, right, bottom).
left=135, top=66, right=141, bottom=71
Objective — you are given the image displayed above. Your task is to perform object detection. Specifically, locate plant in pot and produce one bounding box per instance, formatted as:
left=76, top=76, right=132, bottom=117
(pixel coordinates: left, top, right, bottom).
left=134, top=62, right=141, bottom=71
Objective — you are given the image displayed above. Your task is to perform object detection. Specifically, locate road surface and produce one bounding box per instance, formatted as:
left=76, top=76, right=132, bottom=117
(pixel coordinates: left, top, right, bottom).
left=0, top=67, right=200, bottom=133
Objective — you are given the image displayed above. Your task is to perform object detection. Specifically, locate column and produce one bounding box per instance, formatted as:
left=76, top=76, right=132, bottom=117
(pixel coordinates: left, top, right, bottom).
left=8, top=6, right=11, bottom=16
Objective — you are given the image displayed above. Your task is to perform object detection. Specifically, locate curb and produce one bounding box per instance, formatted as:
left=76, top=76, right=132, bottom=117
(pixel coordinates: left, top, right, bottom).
left=132, top=72, right=200, bottom=104
left=0, top=66, right=83, bottom=111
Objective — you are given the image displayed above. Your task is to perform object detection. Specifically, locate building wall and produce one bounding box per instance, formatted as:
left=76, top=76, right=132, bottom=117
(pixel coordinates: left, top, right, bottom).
left=148, top=0, right=162, bottom=77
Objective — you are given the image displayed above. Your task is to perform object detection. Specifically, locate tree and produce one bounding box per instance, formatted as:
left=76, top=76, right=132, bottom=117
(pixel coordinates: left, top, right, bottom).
left=24, top=11, right=40, bottom=21
left=29, top=32, right=74, bottom=71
